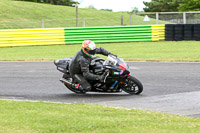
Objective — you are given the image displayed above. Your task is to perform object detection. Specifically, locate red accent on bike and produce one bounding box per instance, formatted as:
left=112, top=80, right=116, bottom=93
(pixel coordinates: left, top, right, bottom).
left=127, top=74, right=130, bottom=77
left=120, top=81, right=125, bottom=84
left=75, top=83, right=80, bottom=88
left=119, top=63, right=126, bottom=71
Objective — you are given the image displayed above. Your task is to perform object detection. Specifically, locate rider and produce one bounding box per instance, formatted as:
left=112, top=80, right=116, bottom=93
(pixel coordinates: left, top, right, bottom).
left=69, top=40, right=115, bottom=92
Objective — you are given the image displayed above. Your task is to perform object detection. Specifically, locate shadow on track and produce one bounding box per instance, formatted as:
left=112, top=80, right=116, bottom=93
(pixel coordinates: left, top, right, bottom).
left=37, top=92, right=144, bottom=103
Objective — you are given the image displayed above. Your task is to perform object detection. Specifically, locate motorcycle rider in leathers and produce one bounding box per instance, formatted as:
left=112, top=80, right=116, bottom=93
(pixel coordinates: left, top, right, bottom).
left=69, top=40, right=115, bottom=92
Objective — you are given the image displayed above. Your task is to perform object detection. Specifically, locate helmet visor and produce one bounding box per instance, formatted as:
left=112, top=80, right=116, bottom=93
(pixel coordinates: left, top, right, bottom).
left=88, top=49, right=96, bottom=55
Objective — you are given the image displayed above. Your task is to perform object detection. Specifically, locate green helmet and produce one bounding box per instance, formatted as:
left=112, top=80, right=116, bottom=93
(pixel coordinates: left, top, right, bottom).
left=82, top=40, right=96, bottom=57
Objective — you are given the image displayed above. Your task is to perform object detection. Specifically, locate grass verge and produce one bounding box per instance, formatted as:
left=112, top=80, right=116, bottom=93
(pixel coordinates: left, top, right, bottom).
left=0, top=0, right=168, bottom=29
left=0, top=100, right=199, bottom=133
left=0, top=41, right=200, bottom=62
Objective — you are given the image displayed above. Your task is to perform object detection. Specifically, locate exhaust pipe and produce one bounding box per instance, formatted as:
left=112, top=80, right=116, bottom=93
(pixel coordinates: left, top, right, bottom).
left=59, top=78, right=72, bottom=86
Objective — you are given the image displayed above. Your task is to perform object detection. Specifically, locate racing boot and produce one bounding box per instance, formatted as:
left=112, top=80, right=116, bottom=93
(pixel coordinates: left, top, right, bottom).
left=72, top=83, right=86, bottom=93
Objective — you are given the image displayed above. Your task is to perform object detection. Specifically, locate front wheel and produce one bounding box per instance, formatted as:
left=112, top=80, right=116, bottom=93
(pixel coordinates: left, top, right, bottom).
left=121, top=76, right=143, bottom=95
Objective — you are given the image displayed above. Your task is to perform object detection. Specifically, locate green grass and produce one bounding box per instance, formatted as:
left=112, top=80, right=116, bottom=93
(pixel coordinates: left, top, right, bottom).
left=0, top=0, right=168, bottom=29
left=0, top=100, right=199, bottom=133
left=0, top=41, right=200, bottom=62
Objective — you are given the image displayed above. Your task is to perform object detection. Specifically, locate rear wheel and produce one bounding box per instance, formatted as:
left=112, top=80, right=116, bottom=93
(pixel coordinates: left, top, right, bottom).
left=121, top=76, right=143, bottom=95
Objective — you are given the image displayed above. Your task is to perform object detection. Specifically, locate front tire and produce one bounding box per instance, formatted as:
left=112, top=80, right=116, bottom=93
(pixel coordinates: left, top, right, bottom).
left=121, top=76, right=143, bottom=95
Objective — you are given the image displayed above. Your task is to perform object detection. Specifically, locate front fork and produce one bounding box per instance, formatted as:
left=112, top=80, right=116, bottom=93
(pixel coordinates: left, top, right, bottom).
left=119, top=74, right=131, bottom=87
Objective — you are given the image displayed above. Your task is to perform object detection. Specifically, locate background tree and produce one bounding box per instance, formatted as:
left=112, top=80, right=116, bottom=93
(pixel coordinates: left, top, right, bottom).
left=178, top=0, right=200, bottom=11
left=131, top=7, right=139, bottom=13
left=143, top=0, right=184, bottom=12
left=16, top=0, right=76, bottom=6
left=100, top=9, right=113, bottom=12
left=87, top=5, right=96, bottom=10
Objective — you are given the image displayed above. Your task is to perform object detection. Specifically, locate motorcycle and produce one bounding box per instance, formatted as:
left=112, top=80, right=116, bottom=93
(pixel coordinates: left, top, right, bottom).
left=54, top=55, right=143, bottom=94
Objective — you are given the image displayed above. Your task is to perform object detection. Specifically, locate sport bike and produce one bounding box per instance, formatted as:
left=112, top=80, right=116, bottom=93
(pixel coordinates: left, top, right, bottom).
left=54, top=55, right=143, bottom=94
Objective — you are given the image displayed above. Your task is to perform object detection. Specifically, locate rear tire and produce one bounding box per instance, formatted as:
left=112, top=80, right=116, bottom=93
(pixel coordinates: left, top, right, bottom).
left=121, top=76, right=143, bottom=95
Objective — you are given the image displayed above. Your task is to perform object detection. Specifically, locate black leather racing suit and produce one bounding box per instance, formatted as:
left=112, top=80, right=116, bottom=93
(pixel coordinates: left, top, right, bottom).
left=69, top=47, right=111, bottom=91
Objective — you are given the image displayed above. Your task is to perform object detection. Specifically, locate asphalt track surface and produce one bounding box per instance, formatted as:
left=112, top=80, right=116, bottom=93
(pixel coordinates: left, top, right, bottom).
left=0, top=61, right=200, bottom=118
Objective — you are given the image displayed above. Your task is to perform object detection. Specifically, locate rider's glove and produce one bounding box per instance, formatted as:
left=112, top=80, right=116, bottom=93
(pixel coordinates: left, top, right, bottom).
left=99, top=74, right=105, bottom=82
left=99, top=70, right=109, bottom=82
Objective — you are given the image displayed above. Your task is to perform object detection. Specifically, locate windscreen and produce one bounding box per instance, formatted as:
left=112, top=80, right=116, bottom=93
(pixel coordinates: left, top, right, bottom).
left=103, top=55, right=130, bottom=74
left=103, top=55, right=118, bottom=66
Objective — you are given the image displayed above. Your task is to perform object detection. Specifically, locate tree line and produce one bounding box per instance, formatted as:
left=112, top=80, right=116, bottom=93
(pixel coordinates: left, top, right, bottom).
left=16, top=0, right=200, bottom=12
left=16, top=0, right=76, bottom=6
left=143, top=0, right=200, bottom=12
